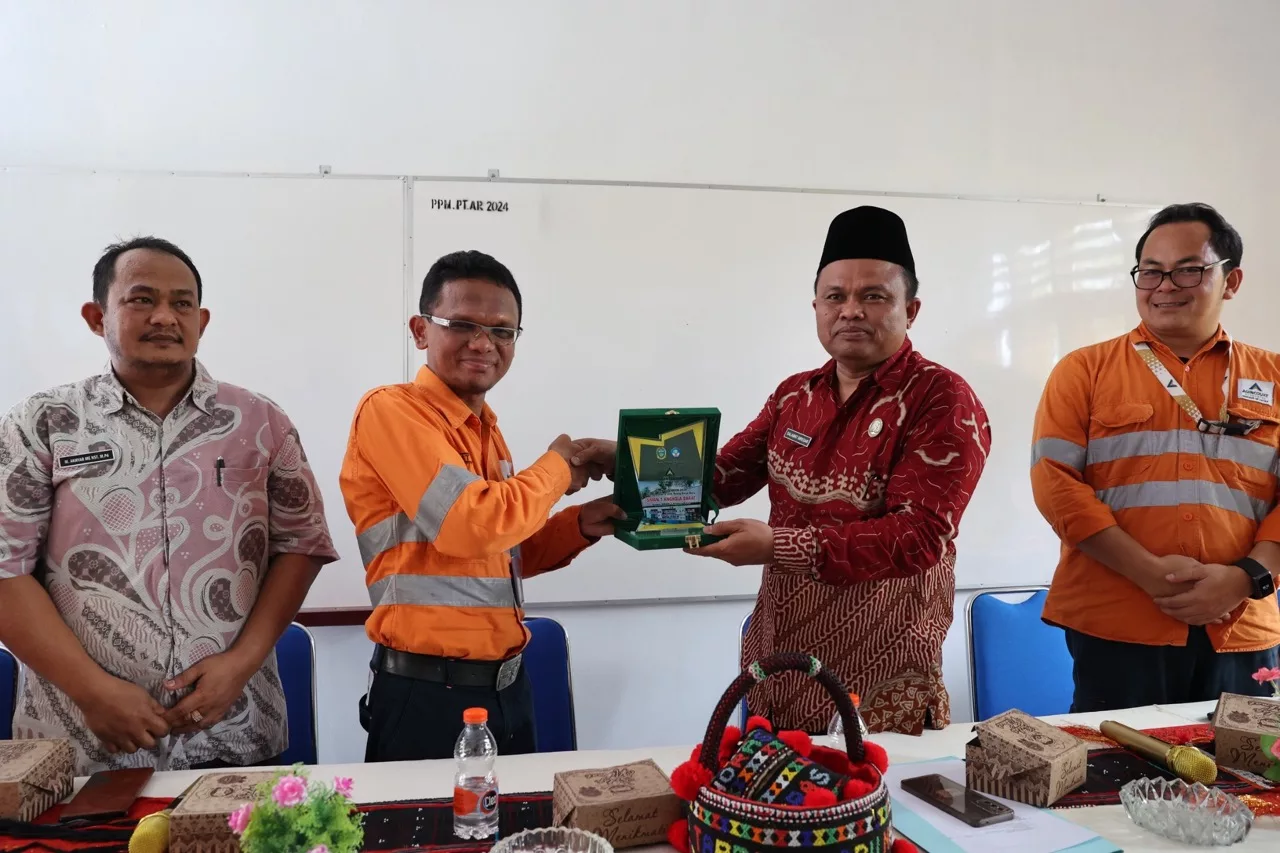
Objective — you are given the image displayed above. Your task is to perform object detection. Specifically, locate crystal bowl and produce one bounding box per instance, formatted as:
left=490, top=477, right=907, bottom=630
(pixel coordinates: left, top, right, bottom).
left=490, top=827, right=615, bottom=853
left=1119, top=777, right=1254, bottom=846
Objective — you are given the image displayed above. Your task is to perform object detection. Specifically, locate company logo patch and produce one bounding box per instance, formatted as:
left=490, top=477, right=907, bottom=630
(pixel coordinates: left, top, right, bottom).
left=1238, top=379, right=1275, bottom=406
left=783, top=428, right=813, bottom=448
left=57, top=450, right=114, bottom=469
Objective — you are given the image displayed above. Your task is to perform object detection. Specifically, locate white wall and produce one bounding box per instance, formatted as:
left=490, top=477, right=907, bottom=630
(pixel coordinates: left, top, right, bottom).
left=4, top=0, right=1280, bottom=760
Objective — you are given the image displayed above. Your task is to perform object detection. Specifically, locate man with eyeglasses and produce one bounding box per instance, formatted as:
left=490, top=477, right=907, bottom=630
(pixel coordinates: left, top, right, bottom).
left=1032, top=203, right=1280, bottom=712
left=339, top=249, right=622, bottom=761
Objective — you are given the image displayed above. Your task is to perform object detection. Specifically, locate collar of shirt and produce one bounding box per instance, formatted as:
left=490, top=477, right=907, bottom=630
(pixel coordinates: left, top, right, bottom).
left=1129, top=322, right=1229, bottom=364
left=812, top=336, right=916, bottom=400
left=413, top=365, right=498, bottom=429
left=99, top=358, right=218, bottom=416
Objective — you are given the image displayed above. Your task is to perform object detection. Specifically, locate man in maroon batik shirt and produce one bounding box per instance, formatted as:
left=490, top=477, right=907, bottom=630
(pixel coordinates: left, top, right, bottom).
left=689, top=206, right=991, bottom=735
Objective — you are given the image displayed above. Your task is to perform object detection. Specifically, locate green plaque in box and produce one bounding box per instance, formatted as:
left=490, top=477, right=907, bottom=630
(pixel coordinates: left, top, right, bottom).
left=612, top=408, right=724, bottom=551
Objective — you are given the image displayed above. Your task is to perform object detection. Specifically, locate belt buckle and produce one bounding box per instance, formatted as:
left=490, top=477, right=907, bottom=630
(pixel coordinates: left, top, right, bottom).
left=496, top=654, right=521, bottom=691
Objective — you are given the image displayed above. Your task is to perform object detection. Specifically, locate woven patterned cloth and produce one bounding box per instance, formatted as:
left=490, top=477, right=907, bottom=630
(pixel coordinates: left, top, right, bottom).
left=0, top=793, right=555, bottom=853
left=1054, top=724, right=1280, bottom=817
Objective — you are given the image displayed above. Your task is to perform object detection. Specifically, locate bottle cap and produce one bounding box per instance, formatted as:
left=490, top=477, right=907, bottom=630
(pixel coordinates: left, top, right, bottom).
left=463, top=707, right=489, bottom=725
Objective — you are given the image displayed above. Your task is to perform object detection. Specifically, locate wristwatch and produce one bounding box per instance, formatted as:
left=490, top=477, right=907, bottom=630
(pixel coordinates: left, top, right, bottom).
left=1235, top=557, right=1277, bottom=600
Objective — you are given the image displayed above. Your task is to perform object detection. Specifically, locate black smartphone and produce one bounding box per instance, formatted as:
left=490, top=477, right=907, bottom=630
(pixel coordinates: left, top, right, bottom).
left=899, top=774, right=1014, bottom=828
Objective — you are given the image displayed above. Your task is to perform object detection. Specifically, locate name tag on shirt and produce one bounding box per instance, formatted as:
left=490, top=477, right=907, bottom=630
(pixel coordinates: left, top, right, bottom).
left=57, top=450, right=114, bottom=468
left=1238, top=379, right=1275, bottom=406
left=783, top=428, right=813, bottom=448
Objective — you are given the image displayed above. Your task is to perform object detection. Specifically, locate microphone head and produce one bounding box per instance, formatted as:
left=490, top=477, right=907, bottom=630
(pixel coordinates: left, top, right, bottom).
left=129, top=809, right=171, bottom=853
left=1166, top=745, right=1218, bottom=785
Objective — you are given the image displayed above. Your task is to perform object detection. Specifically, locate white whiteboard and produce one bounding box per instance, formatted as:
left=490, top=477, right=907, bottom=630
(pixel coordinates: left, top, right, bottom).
left=0, top=171, right=404, bottom=611
left=412, top=181, right=1164, bottom=601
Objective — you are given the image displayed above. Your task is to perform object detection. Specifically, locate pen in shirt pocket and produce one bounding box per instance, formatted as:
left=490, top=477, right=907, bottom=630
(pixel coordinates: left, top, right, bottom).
left=215, top=456, right=225, bottom=486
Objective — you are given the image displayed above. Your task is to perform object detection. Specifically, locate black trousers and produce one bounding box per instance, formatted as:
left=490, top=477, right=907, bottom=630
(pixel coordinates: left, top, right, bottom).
left=363, top=666, right=537, bottom=762
left=1065, top=626, right=1279, bottom=712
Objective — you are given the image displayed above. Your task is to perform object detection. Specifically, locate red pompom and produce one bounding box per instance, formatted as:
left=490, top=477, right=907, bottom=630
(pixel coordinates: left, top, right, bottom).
left=861, top=740, right=889, bottom=773
left=808, top=745, right=856, bottom=777
left=745, top=715, right=773, bottom=733
left=802, top=787, right=838, bottom=808
left=890, top=837, right=920, bottom=853
left=667, top=821, right=690, bottom=852
left=670, top=759, right=714, bottom=802
left=718, top=725, right=743, bottom=764
left=776, top=729, right=813, bottom=758
left=841, top=776, right=876, bottom=801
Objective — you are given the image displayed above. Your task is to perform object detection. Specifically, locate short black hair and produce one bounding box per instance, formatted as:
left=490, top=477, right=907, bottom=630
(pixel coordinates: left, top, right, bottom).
left=92, top=236, right=203, bottom=305
left=419, top=250, right=523, bottom=321
left=1135, top=203, right=1242, bottom=273
left=813, top=266, right=919, bottom=300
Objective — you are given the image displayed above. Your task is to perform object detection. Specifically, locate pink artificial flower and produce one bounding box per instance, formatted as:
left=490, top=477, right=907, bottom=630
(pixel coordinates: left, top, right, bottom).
left=1251, top=666, right=1280, bottom=684
left=272, top=775, right=308, bottom=808
left=334, top=776, right=354, bottom=799
left=308, top=846, right=329, bottom=853
left=227, top=803, right=254, bottom=834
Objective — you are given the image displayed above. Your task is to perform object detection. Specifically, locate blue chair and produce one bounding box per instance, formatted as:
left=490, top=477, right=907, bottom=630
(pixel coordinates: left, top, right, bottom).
left=1, top=646, right=17, bottom=740
left=737, top=613, right=751, bottom=728
left=524, top=616, right=577, bottom=753
left=967, top=588, right=1073, bottom=721
left=275, top=622, right=318, bottom=765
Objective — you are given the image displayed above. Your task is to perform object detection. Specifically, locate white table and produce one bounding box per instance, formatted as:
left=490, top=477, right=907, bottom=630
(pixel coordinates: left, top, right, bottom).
left=95, top=702, right=1276, bottom=852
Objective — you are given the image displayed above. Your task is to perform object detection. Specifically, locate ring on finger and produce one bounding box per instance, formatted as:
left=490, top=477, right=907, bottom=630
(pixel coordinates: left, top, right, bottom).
left=190, top=709, right=204, bottom=725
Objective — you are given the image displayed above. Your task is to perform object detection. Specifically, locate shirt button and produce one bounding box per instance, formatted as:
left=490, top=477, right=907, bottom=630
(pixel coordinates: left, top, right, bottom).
left=1182, top=461, right=1194, bottom=472
left=1182, top=512, right=1194, bottom=522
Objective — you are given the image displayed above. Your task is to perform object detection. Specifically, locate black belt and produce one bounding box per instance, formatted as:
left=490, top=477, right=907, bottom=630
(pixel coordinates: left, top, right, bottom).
left=371, top=645, right=523, bottom=691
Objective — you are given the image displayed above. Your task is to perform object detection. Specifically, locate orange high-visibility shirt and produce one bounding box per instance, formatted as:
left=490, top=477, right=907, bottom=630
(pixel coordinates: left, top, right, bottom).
left=1031, top=323, right=1280, bottom=651
left=339, top=367, right=590, bottom=660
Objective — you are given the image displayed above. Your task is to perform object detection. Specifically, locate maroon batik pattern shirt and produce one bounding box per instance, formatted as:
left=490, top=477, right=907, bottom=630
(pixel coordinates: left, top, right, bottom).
left=714, top=338, right=991, bottom=735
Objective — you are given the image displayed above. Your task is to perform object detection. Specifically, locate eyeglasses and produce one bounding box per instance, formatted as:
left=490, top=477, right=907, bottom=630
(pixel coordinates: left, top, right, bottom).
left=420, top=314, right=522, bottom=346
left=1130, top=259, right=1232, bottom=290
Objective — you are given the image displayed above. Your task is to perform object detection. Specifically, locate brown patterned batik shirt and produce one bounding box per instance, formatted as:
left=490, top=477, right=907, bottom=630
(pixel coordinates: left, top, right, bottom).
left=715, top=340, right=991, bottom=735
left=0, top=362, right=338, bottom=773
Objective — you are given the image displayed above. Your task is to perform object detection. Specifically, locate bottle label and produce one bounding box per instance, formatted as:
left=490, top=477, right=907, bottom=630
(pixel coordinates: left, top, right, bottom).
left=453, top=787, right=499, bottom=817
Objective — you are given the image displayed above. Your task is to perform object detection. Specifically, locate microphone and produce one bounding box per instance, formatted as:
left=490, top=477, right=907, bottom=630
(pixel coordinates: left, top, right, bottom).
left=1099, top=720, right=1217, bottom=785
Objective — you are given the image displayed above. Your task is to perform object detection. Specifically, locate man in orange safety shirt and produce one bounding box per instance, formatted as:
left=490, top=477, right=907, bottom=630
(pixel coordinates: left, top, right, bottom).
left=340, top=250, right=621, bottom=761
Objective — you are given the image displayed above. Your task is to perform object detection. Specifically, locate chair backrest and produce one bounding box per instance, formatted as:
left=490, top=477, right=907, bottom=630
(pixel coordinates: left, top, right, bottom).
left=274, top=622, right=318, bottom=765
left=737, top=613, right=751, bottom=728
left=0, top=646, right=17, bottom=740
left=523, top=616, right=577, bottom=752
left=967, top=588, right=1073, bottom=721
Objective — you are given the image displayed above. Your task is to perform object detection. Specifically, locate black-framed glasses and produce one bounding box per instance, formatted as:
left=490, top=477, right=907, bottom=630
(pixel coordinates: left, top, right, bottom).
left=1130, top=259, right=1231, bottom=290
left=420, top=314, right=522, bottom=346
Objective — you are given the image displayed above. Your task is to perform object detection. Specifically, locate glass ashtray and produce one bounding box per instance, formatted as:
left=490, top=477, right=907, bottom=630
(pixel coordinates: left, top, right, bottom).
left=1119, top=777, right=1254, bottom=846
left=490, top=827, right=614, bottom=853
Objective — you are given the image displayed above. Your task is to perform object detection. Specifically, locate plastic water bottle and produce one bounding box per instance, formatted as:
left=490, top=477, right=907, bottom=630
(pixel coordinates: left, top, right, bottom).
left=827, top=692, right=870, bottom=747
left=453, top=707, right=500, bottom=840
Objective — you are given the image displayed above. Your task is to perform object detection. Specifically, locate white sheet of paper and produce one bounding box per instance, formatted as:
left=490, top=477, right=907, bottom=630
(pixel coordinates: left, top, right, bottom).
left=884, top=758, right=1100, bottom=853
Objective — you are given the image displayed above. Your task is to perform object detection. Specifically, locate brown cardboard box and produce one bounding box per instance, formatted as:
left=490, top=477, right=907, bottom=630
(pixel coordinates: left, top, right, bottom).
left=1213, top=692, right=1280, bottom=776
left=965, top=709, right=1087, bottom=807
left=170, top=771, right=276, bottom=853
left=0, top=739, right=74, bottom=821
left=553, top=759, right=681, bottom=849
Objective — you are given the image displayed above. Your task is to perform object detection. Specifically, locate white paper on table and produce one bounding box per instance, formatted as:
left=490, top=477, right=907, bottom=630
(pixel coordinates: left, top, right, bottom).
left=883, top=758, right=1100, bottom=853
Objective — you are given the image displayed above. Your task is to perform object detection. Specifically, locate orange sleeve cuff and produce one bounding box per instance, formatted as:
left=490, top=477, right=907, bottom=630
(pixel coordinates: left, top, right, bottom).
left=521, top=505, right=591, bottom=578
left=1255, top=508, right=1280, bottom=545
left=531, top=450, right=573, bottom=493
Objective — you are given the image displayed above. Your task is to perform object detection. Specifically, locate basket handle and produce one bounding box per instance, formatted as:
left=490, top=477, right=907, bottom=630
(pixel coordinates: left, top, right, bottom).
left=697, top=652, right=864, bottom=772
